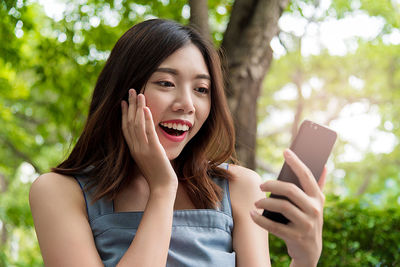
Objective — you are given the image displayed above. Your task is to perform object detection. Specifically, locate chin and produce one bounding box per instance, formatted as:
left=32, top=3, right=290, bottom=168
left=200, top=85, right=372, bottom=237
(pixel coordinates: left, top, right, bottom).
left=166, top=150, right=181, bottom=161
left=162, top=142, right=187, bottom=161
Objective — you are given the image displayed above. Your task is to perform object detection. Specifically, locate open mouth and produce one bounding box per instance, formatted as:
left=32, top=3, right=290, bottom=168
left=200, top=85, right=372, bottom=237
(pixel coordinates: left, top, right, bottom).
left=159, top=124, right=185, bottom=136
left=159, top=122, right=190, bottom=137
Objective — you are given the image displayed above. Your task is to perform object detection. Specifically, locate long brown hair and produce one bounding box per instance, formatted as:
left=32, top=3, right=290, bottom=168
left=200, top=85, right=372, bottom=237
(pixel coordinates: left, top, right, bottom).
left=52, top=19, right=236, bottom=209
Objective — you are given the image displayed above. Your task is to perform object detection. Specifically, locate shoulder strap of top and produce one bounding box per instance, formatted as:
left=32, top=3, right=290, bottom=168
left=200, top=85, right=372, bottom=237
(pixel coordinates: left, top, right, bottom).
left=213, top=163, right=233, bottom=217
left=74, top=174, right=113, bottom=222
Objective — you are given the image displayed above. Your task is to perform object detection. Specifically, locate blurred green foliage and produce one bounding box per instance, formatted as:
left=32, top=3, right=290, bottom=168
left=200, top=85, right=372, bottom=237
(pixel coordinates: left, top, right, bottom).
left=270, top=197, right=400, bottom=266
left=257, top=0, right=400, bottom=208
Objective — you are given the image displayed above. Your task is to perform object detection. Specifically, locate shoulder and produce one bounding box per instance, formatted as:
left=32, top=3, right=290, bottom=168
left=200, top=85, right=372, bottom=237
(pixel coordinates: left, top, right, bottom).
left=227, top=164, right=262, bottom=185
left=226, top=165, right=271, bottom=265
left=30, top=172, right=82, bottom=200
left=29, top=173, right=104, bottom=265
left=226, top=165, right=264, bottom=214
left=29, top=172, right=86, bottom=217
left=227, top=164, right=263, bottom=197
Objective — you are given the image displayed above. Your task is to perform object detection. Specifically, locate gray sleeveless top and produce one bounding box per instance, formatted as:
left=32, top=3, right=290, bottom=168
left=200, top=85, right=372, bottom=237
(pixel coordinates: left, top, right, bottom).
left=74, top=164, right=235, bottom=266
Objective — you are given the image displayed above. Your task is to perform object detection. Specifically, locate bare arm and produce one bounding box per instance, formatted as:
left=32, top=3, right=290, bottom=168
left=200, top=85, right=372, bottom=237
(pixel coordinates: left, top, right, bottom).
left=116, top=186, right=176, bottom=266
left=229, top=165, right=271, bottom=267
left=30, top=172, right=177, bottom=267
left=30, top=173, right=104, bottom=267
left=31, top=91, right=178, bottom=267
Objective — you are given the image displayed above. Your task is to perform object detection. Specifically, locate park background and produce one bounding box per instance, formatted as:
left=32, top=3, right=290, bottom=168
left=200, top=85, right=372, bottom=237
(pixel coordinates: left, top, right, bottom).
left=0, top=0, right=399, bottom=266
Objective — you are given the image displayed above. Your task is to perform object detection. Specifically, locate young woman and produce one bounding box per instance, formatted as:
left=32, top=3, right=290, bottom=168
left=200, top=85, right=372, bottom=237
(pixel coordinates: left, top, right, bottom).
left=30, top=19, right=325, bottom=267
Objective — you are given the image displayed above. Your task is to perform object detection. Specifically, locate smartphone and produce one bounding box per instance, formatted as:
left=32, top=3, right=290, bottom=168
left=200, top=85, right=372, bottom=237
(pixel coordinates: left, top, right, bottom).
left=262, top=120, right=337, bottom=224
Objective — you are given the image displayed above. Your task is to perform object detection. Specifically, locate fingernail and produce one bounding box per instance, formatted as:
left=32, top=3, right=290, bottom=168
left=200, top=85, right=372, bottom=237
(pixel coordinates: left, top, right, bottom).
left=284, top=149, right=292, bottom=158
left=250, top=210, right=258, bottom=217
left=260, top=181, right=267, bottom=190
left=130, top=89, right=137, bottom=97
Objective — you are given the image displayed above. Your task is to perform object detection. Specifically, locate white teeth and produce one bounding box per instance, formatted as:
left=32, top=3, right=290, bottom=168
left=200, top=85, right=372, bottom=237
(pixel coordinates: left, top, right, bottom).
left=160, top=122, right=190, bottom=131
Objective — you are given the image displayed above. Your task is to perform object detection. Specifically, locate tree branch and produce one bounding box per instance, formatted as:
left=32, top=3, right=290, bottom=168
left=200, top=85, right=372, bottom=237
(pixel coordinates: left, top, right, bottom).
left=1, top=224, right=7, bottom=246
left=256, top=157, right=278, bottom=175
left=291, top=69, right=304, bottom=142
left=258, top=123, right=291, bottom=138
left=0, top=172, right=8, bottom=246
left=0, top=137, right=42, bottom=174
left=189, top=0, right=210, bottom=40
left=356, top=171, right=371, bottom=196
left=0, top=173, right=7, bottom=193
left=14, top=112, right=46, bottom=126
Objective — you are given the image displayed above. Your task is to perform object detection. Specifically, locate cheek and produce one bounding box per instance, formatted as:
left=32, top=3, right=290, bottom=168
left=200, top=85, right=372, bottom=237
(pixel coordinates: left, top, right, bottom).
left=143, top=93, right=163, bottom=122
left=199, top=101, right=211, bottom=123
left=194, top=102, right=211, bottom=133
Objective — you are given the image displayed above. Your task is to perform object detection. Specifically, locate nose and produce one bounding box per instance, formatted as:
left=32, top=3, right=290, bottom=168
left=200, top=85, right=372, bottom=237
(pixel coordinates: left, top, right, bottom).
left=172, top=87, right=195, bottom=114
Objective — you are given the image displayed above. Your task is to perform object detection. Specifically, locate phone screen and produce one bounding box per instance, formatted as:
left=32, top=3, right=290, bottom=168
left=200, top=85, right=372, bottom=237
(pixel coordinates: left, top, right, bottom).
left=262, top=120, right=337, bottom=224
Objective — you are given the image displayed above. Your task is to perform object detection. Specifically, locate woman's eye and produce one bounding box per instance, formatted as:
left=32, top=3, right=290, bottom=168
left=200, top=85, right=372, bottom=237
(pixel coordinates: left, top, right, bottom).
left=195, top=87, right=210, bottom=94
left=157, top=81, right=174, bottom=87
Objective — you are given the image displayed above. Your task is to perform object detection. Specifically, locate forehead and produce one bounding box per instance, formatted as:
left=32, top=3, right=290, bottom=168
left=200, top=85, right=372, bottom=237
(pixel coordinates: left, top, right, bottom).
left=157, top=43, right=210, bottom=77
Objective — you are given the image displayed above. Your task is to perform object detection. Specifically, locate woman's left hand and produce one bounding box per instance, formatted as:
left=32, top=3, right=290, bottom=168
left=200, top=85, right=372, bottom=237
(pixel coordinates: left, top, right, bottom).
left=251, top=149, right=326, bottom=267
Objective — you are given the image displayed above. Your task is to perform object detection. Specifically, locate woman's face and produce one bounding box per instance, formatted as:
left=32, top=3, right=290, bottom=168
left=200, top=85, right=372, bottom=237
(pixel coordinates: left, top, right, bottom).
left=143, top=43, right=212, bottom=160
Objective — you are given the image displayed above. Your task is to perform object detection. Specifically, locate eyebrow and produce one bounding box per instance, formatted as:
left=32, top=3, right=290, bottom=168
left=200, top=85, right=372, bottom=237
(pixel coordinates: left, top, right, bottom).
left=155, top=67, right=211, bottom=81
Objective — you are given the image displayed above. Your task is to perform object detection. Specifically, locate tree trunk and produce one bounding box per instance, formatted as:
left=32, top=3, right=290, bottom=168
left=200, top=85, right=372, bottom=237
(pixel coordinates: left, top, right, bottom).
left=188, top=0, right=210, bottom=39
left=221, top=0, right=289, bottom=169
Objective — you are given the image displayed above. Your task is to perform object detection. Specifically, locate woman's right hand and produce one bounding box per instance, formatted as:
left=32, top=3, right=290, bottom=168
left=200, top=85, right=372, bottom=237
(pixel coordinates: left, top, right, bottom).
left=121, top=89, right=178, bottom=193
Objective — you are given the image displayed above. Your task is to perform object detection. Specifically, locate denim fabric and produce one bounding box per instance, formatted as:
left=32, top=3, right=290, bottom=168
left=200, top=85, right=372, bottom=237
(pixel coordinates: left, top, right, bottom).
left=74, top=164, right=235, bottom=267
